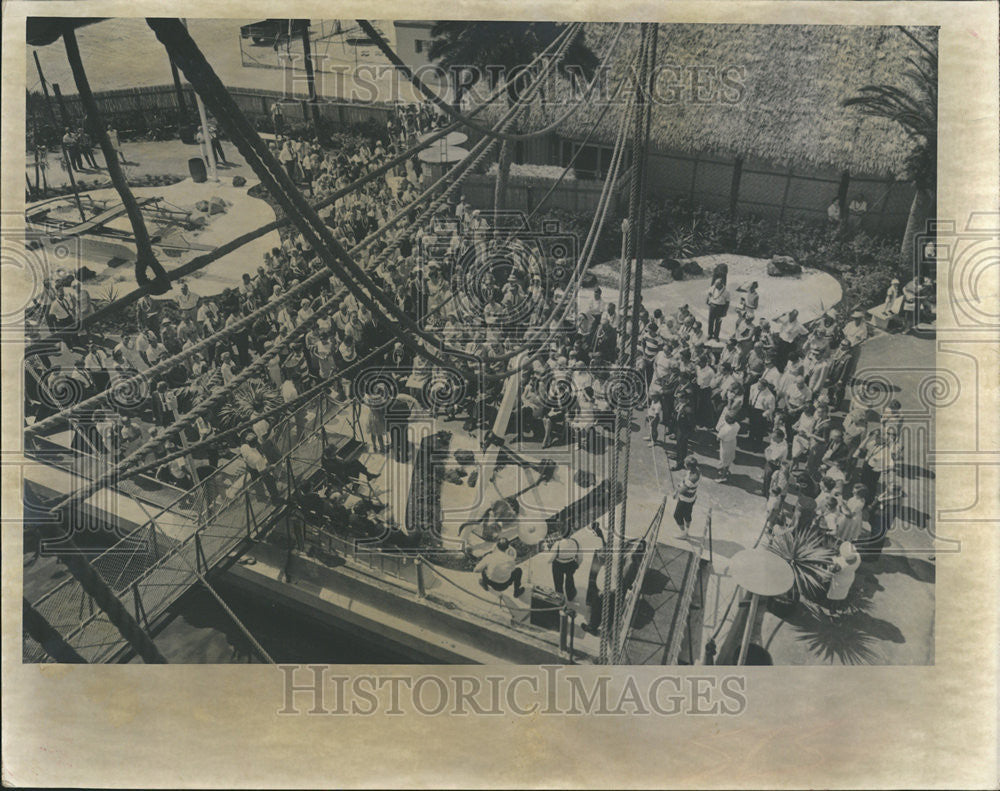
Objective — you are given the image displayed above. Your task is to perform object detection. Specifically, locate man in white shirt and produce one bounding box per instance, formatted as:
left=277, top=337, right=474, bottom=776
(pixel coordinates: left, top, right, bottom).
left=239, top=432, right=281, bottom=500
left=176, top=282, right=200, bottom=323
left=762, top=428, right=788, bottom=494
left=548, top=531, right=581, bottom=602
left=474, top=538, right=525, bottom=597
left=748, top=378, right=776, bottom=445
left=843, top=310, right=870, bottom=347
left=775, top=309, right=806, bottom=371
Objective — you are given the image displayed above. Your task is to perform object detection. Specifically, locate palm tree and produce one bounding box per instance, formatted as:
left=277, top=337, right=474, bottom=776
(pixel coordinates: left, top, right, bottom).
left=218, top=380, right=282, bottom=429
left=843, top=30, right=937, bottom=268
left=427, top=22, right=599, bottom=216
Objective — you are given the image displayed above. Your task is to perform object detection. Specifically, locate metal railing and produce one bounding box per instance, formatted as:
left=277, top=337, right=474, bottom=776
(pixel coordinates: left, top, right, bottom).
left=25, top=388, right=352, bottom=662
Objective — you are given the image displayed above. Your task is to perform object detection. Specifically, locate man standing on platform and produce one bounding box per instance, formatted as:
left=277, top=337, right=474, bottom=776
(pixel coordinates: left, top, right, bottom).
left=475, top=538, right=525, bottom=598
left=548, top=530, right=581, bottom=602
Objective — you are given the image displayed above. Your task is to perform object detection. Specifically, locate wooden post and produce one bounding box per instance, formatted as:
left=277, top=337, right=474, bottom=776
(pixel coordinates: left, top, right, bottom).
left=50, top=82, right=87, bottom=223
left=168, top=54, right=188, bottom=125
left=300, top=20, right=322, bottom=138
left=51, top=81, right=72, bottom=128
left=729, top=156, right=744, bottom=217
left=837, top=170, right=851, bottom=232
left=33, top=51, right=61, bottom=138
left=63, top=26, right=170, bottom=292
left=877, top=177, right=895, bottom=236
left=689, top=154, right=700, bottom=203
left=737, top=591, right=759, bottom=665
left=415, top=556, right=426, bottom=597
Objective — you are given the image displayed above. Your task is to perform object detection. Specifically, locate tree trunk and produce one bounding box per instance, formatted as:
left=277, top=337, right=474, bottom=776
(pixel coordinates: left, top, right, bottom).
left=900, top=187, right=934, bottom=269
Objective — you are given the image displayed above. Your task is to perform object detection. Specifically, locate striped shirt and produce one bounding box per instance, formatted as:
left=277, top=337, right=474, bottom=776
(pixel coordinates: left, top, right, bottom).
left=642, top=334, right=662, bottom=361
left=677, top=471, right=700, bottom=502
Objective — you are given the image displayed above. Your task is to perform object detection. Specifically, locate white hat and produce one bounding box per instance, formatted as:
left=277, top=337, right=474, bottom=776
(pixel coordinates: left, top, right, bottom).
left=839, top=541, right=859, bottom=562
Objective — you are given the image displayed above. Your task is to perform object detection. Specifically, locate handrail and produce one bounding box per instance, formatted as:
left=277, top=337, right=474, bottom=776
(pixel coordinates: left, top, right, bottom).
left=31, top=389, right=349, bottom=611
left=613, top=495, right=668, bottom=662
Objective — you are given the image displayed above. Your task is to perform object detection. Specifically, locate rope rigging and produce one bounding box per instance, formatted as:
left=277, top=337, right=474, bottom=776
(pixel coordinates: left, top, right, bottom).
left=25, top=22, right=560, bottom=439
left=599, top=22, right=657, bottom=664
left=80, top=22, right=578, bottom=326
left=357, top=20, right=626, bottom=144
left=146, top=17, right=581, bottom=378
left=38, top=48, right=634, bottom=516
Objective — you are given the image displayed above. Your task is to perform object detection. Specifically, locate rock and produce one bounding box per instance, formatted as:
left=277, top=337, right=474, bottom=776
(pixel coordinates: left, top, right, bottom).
left=208, top=196, right=227, bottom=215
left=681, top=259, right=704, bottom=277
left=195, top=199, right=210, bottom=213
left=232, top=175, right=247, bottom=187
left=767, top=255, right=802, bottom=277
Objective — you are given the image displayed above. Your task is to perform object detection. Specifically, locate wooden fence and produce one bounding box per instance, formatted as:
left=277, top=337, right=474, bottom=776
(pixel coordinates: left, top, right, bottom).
left=27, top=83, right=393, bottom=137
left=460, top=173, right=613, bottom=215
left=26, top=83, right=913, bottom=236
left=514, top=132, right=914, bottom=236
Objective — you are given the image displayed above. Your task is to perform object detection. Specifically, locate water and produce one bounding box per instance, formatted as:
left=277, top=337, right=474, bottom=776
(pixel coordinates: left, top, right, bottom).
left=146, top=574, right=428, bottom=664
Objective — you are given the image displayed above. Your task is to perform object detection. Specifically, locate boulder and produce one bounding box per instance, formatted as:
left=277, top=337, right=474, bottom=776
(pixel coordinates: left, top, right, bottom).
left=232, top=175, right=247, bottom=187
left=681, top=259, right=705, bottom=277
left=195, top=199, right=210, bottom=213
left=767, top=255, right=802, bottom=277
left=208, top=196, right=227, bottom=215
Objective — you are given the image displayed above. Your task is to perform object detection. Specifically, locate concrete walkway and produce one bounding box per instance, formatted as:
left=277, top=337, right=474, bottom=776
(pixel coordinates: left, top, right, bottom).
left=620, top=326, right=936, bottom=665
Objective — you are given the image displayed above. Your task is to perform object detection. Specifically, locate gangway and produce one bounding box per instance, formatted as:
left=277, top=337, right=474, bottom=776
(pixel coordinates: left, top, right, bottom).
left=24, top=391, right=353, bottom=663
left=617, top=508, right=711, bottom=665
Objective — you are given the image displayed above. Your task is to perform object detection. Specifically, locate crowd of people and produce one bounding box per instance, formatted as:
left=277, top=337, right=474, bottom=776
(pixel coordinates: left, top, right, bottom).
left=25, top=109, right=913, bottom=619
left=630, top=268, right=907, bottom=606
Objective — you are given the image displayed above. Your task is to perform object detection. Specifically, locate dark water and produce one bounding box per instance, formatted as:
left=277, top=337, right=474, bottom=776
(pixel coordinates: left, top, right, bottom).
left=147, top=576, right=427, bottom=664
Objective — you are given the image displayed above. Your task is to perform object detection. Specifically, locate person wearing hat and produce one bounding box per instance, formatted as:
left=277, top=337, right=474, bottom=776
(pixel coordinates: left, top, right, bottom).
left=873, top=277, right=904, bottom=324
left=825, top=337, right=855, bottom=408
left=843, top=309, right=870, bottom=347
left=672, top=388, right=697, bottom=468
left=826, top=541, right=860, bottom=608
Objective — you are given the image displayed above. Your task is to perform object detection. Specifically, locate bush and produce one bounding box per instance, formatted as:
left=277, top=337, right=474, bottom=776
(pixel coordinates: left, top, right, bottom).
left=537, top=195, right=904, bottom=315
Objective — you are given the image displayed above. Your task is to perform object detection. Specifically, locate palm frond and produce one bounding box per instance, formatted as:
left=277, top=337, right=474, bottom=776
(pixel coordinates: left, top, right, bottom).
left=766, top=528, right=836, bottom=599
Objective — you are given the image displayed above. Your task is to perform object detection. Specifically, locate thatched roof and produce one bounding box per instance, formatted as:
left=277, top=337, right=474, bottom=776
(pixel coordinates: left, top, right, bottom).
left=485, top=23, right=935, bottom=178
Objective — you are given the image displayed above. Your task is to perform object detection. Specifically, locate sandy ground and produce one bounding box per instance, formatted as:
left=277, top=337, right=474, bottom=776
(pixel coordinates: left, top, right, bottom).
left=27, top=140, right=280, bottom=298
left=585, top=254, right=843, bottom=332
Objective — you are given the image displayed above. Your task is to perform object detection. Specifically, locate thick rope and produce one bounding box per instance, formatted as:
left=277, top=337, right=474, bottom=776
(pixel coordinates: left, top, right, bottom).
left=148, top=17, right=575, bottom=375
left=80, top=22, right=572, bottom=326
left=63, top=25, right=171, bottom=295
left=358, top=21, right=622, bottom=144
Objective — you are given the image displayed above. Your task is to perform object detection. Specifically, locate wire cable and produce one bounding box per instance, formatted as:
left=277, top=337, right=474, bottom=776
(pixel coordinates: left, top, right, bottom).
left=358, top=20, right=622, bottom=144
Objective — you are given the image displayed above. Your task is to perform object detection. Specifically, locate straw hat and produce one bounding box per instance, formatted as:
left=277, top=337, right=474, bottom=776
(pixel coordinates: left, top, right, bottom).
left=838, top=541, right=859, bottom=563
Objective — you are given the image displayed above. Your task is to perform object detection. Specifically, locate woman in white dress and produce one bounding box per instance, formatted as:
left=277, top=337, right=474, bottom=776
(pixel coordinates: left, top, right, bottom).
left=826, top=541, right=861, bottom=608
left=715, top=411, right=740, bottom=480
